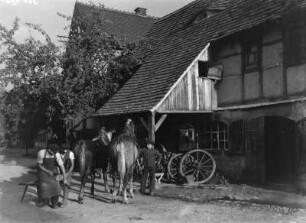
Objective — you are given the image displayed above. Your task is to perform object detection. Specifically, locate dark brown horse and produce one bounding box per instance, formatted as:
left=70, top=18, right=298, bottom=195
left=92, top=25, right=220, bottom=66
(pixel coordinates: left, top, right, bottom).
left=109, top=119, right=139, bottom=204
left=73, top=127, right=113, bottom=204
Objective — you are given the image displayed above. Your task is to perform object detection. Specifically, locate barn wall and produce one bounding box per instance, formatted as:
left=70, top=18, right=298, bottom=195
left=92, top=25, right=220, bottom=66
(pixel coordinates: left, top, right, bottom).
left=287, top=64, right=306, bottom=94
left=244, top=71, right=260, bottom=100
left=157, top=48, right=217, bottom=112
left=213, top=100, right=306, bottom=188
left=213, top=22, right=306, bottom=107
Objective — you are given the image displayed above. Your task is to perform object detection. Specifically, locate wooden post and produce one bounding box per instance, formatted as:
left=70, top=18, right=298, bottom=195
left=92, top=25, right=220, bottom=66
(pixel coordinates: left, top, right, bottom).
left=258, top=116, right=266, bottom=184
left=148, top=112, right=156, bottom=142
left=297, top=119, right=306, bottom=194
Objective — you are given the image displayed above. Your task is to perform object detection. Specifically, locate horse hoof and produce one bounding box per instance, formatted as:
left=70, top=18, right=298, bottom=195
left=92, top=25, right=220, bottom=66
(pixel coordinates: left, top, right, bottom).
left=78, top=199, right=84, bottom=204
left=123, top=199, right=129, bottom=204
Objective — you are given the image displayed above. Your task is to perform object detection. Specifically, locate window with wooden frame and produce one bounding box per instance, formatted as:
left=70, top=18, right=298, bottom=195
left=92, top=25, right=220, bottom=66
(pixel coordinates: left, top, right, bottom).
left=242, top=40, right=260, bottom=73
left=198, top=121, right=229, bottom=151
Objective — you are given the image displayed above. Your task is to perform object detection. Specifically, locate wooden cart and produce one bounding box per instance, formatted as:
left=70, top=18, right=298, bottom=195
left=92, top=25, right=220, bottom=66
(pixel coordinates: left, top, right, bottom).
left=166, top=125, right=216, bottom=184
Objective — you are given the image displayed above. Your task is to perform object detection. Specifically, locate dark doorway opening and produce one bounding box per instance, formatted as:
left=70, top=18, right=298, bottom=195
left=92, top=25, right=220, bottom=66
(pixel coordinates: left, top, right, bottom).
left=265, top=116, right=297, bottom=187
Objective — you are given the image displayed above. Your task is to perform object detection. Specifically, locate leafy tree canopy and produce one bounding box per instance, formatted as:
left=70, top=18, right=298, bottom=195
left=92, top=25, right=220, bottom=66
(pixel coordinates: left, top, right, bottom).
left=0, top=3, right=153, bottom=147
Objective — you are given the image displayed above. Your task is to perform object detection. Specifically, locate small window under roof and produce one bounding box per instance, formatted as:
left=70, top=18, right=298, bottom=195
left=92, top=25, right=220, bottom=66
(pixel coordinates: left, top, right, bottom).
left=192, top=8, right=224, bottom=24
left=192, top=11, right=207, bottom=24
left=198, top=61, right=208, bottom=77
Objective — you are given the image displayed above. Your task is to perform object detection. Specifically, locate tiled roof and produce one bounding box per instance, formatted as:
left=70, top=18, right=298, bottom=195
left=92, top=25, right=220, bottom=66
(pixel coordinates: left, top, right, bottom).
left=208, top=0, right=232, bottom=10
left=96, top=0, right=306, bottom=116
left=73, top=2, right=158, bottom=42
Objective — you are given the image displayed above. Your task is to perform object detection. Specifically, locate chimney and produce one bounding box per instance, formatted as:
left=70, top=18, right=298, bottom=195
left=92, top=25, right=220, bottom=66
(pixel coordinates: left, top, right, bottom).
left=134, top=7, right=147, bottom=16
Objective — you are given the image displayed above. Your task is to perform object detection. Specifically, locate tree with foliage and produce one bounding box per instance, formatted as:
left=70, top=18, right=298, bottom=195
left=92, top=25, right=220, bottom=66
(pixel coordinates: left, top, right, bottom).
left=0, top=3, right=153, bottom=149
left=60, top=4, right=152, bottom=117
left=0, top=18, right=64, bottom=150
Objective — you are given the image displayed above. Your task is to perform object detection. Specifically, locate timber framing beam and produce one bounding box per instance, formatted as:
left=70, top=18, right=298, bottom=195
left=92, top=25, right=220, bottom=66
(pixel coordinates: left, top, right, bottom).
left=155, top=114, right=168, bottom=132
left=148, top=112, right=155, bottom=142
left=140, top=113, right=168, bottom=142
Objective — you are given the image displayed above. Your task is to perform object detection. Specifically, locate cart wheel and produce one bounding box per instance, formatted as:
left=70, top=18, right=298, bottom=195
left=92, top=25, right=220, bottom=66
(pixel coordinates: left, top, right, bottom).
left=179, top=149, right=216, bottom=184
left=167, top=153, right=183, bottom=179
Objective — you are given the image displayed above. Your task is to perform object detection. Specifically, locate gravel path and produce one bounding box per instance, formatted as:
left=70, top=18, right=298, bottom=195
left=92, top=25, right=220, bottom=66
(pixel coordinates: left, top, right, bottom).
left=1, top=147, right=306, bottom=223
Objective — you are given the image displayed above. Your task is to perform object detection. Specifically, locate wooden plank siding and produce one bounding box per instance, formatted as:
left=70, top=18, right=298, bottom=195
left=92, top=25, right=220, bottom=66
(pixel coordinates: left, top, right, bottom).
left=156, top=47, right=217, bottom=113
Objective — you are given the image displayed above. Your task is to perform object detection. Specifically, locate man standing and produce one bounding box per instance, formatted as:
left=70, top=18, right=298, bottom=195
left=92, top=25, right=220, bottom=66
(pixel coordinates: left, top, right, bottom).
left=139, top=139, right=162, bottom=196
left=59, top=142, right=75, bottom=207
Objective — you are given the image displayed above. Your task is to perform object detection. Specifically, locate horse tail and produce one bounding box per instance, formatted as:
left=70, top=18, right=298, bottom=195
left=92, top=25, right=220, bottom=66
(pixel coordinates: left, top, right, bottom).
left=134, top=143, right=139, bottom=161
left=75, top=140, right=86, bottom=177
left=117, top=143, right=126, bottom=178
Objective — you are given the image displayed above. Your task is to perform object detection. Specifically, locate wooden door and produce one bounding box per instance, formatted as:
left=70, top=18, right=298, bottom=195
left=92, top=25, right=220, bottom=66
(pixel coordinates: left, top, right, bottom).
left=245, top=117, right=265, bottom=183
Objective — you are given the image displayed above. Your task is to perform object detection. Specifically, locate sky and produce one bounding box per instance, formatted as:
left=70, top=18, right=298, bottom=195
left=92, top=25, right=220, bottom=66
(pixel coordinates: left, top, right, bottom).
left=0, top=0, right=194, bottom=45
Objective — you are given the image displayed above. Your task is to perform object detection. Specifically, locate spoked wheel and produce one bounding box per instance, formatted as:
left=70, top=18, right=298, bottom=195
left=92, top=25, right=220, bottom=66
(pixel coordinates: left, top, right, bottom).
left=167, top=153, right=183, bottom=179
left=179, top=149, right=216, bottom=184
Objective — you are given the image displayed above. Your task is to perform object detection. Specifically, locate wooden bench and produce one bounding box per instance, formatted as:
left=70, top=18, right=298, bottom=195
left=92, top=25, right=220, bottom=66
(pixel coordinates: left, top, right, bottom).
left=19, top=180, right=38, bottom=202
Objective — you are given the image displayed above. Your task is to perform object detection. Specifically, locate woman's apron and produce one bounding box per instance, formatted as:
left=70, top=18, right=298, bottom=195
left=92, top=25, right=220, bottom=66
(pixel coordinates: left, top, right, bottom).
left=37, top=151, right=61, bottom=199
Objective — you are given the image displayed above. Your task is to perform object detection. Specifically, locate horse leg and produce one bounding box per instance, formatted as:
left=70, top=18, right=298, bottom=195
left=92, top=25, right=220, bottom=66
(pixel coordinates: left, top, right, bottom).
left=78, top=175, right=86, bottom=204
left=112, top=172, right=116, bottom=193
left=103, top=171, right=110, bottom=193
left=118, top=176, right=123, bottom=196
left=111, top=172, right=117, bottom=203
left=122, top=175, right=130, bottom=204
left=91, top=170, right=95, bottom=195
left=129, top=172, right=134, bottom=199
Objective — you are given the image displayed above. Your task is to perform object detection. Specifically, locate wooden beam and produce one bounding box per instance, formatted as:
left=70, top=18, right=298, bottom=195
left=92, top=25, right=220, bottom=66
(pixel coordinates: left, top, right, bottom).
left=157, top=110, right=213, bottom=114
left=148, top=112, right=156, bottom=142
left=155, top=114, right=168, bottom=132
left=140, top=117, right=149, bottom=131
left=281, top=24, right=288, bottom=95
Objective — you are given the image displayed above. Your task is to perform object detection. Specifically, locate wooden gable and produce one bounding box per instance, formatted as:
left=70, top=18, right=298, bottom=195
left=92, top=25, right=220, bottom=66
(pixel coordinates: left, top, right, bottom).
left=154, top=44, right=217, bottom=113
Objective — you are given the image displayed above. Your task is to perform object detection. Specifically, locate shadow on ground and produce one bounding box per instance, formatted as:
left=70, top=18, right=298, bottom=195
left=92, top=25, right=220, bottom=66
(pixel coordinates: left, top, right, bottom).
left=1, top=146, right=306, bottom=223
left=0, top=147, right=67, bottom=222
left=0, top=147, right=130, bottom=223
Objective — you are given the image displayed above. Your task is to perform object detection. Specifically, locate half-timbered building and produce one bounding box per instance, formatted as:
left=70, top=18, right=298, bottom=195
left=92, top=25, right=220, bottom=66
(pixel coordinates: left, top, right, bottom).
left=94, top=0, right=306, bottom=192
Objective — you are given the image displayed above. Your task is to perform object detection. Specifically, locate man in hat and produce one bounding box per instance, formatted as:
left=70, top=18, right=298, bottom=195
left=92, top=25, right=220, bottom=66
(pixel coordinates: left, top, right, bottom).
left=139, top=138, right=162, bottom=196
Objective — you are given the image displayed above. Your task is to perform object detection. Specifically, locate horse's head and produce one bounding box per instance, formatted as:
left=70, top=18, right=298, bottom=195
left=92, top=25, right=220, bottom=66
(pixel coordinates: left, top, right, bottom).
left=126, top=119, right=132, bottom=126
left=100, top=127, right=113, bottom=146
left=92, top=126, right=113, bottom=146
left=106, top=128, right=116, bottom=142
left=124, top=118, right=135, bottom=138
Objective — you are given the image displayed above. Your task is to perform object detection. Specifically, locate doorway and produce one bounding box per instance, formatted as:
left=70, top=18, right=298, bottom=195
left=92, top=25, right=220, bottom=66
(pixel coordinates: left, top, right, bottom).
left=265, top=116, right=297, bottom=186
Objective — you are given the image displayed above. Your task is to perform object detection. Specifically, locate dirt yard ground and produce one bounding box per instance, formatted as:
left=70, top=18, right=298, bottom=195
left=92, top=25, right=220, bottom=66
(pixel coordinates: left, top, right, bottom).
left=1, top=147, right=306, bottom=223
